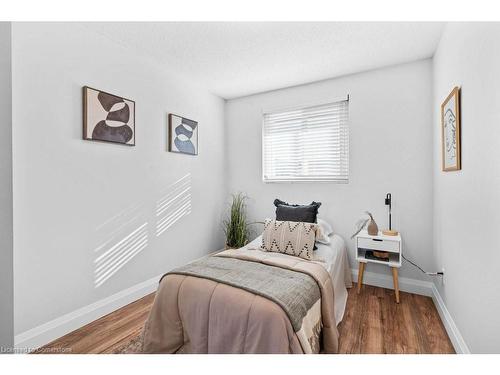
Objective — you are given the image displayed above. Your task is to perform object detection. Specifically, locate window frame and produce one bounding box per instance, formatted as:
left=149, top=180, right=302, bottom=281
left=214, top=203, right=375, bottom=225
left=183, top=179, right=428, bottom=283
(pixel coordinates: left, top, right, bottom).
left=261, top=98, right=350, bottom=184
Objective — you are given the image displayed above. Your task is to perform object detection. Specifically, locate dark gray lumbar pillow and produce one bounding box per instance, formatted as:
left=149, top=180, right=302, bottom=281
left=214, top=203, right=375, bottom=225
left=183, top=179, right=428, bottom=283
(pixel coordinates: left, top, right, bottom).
left=273, top=199, right=322, bottom=223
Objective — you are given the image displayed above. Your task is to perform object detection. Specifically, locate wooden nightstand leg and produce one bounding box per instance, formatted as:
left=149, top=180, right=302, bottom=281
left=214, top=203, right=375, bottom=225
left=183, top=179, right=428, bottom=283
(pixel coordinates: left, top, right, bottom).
left=357, top=262, right=365, bottom=294
left=391, top=267, right=400, bottom=303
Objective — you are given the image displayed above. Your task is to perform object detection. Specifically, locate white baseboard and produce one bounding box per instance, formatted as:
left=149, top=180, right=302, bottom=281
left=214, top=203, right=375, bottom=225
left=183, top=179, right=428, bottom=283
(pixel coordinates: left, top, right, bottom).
left=351, top=268, right=470, bottom=354
left=351, top=268, right=434, bottom=296
left=14, top=274, right=162, bottom=353
left=430, top=283, right=470, bottom=354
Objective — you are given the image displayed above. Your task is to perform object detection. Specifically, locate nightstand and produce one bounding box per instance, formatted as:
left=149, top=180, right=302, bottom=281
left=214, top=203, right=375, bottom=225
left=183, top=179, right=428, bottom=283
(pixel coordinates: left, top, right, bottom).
left=355, top=229, right=402, bottom=303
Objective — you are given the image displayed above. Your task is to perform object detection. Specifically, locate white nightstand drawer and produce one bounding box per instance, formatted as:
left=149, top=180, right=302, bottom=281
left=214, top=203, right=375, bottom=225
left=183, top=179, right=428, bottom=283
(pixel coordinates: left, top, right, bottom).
left=357, top=237, right=400, bottom=253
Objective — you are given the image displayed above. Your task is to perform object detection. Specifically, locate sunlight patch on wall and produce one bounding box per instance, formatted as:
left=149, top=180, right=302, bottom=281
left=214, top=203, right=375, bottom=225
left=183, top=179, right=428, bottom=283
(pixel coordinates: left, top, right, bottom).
left=93, top=202, right=143, bottom=254
left=94, top=222, right=148, bottom=288
left=92, top=174, right=192, bottom=287
left=156, top=174, right=192, bottom=237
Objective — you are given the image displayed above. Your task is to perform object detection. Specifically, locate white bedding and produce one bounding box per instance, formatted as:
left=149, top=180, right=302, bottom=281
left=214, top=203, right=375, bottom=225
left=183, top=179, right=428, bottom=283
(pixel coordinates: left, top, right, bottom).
left=245, top=234, right=353, bottom=325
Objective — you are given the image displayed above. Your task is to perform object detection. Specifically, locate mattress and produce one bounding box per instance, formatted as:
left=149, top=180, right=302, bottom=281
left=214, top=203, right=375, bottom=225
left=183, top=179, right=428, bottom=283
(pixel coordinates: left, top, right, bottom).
left=245, top=234, right=352, bottom=325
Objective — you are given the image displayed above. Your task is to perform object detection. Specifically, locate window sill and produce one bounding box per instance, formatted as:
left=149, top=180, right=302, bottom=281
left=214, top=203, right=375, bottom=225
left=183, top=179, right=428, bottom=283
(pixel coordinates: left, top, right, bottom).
left=262, top=179, right=349, bottom=184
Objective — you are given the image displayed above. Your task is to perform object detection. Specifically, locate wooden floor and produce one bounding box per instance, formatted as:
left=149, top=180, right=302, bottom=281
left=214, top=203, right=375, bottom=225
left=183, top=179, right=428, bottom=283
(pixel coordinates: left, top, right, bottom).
left=35, top=284, right=454, bottom=354
left=338, top=284, right=454, bottom=353
left=33, top=293, right=155, bottom=354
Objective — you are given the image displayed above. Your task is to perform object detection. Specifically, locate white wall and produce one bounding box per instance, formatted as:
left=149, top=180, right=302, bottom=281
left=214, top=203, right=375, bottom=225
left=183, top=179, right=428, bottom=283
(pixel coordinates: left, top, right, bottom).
left=433, top=23, right=500, bottom=353
left=0, top=22, right=14, bottom=351
left=226, top=60, right=434, bottom=281
left=12, top=23, right=226, bottom=336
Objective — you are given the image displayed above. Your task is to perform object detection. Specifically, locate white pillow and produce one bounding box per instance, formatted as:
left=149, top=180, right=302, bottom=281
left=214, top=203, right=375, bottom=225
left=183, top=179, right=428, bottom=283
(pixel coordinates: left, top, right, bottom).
left=316, top=218, right=333, bottom=244
left=316, top=227, right=330, bottom=244
left=317, top=218, right=333, bottom=236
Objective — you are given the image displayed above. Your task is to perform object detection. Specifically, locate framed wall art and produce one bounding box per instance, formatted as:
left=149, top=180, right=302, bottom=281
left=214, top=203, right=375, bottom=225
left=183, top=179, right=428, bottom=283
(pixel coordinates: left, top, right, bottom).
left=441, top=86, right=461, bottom=171
left=168, top=113, right=198, bottom=155
left=83, top=86, right=135, bottom=146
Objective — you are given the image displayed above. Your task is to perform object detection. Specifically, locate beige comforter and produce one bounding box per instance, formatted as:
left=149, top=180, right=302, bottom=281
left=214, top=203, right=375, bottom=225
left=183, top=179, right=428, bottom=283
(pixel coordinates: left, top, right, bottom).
left=142, top=249, right=338, bottom=354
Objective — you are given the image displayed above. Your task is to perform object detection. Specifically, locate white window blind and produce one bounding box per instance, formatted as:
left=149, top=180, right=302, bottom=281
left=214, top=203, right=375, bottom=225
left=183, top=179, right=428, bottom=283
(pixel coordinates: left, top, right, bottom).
left=262, top=99, right=349, bottom=182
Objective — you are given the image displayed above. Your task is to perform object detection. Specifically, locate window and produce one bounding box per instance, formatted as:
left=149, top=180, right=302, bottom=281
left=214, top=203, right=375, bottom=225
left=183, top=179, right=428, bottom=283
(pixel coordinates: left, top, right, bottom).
left=262, top=99, right=349, bottom=183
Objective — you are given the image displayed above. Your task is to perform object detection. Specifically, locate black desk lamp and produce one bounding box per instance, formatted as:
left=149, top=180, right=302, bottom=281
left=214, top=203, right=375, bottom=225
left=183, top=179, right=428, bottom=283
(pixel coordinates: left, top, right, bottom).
left=383, top=193, right=398, bottom=236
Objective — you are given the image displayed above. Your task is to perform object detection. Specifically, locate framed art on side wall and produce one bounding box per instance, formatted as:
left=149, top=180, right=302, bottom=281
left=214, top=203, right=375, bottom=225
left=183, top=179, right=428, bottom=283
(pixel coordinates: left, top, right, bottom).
left=168, top=113, right=198, bottom=155
left=441, top=86, right=461, bottom=171
left=83, top=86, right=136, bottom=146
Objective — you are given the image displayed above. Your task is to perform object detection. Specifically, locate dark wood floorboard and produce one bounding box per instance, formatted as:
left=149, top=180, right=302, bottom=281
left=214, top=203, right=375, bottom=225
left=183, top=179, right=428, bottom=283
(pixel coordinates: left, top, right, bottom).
left=34, top=284, right=454, bottom=354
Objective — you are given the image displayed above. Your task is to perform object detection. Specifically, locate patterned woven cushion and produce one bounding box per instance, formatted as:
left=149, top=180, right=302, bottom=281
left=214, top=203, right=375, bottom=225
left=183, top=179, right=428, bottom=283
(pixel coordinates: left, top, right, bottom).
left=260, top=219, right=318, bottom=260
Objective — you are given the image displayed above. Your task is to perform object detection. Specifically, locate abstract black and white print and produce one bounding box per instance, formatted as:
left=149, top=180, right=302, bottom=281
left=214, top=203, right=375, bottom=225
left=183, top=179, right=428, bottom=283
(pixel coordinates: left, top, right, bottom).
left=168, top=114, right=198, bottom=155
left=83, top=87, right=135, bottom=146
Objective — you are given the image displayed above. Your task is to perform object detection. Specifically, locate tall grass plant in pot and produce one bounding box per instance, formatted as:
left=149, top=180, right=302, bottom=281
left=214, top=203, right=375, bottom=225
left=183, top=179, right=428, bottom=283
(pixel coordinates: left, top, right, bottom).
left=223, top=193, right=250, bottom=249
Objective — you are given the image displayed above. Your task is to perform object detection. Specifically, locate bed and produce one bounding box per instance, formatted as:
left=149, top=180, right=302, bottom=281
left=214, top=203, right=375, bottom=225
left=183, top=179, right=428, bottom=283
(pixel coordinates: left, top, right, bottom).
left=141, top=233, right=352, bottom=354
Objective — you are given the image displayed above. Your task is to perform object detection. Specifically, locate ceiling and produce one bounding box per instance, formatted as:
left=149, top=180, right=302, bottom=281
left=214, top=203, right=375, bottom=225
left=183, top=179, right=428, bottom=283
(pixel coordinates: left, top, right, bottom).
left=88, top=22, right=445, bottom=99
